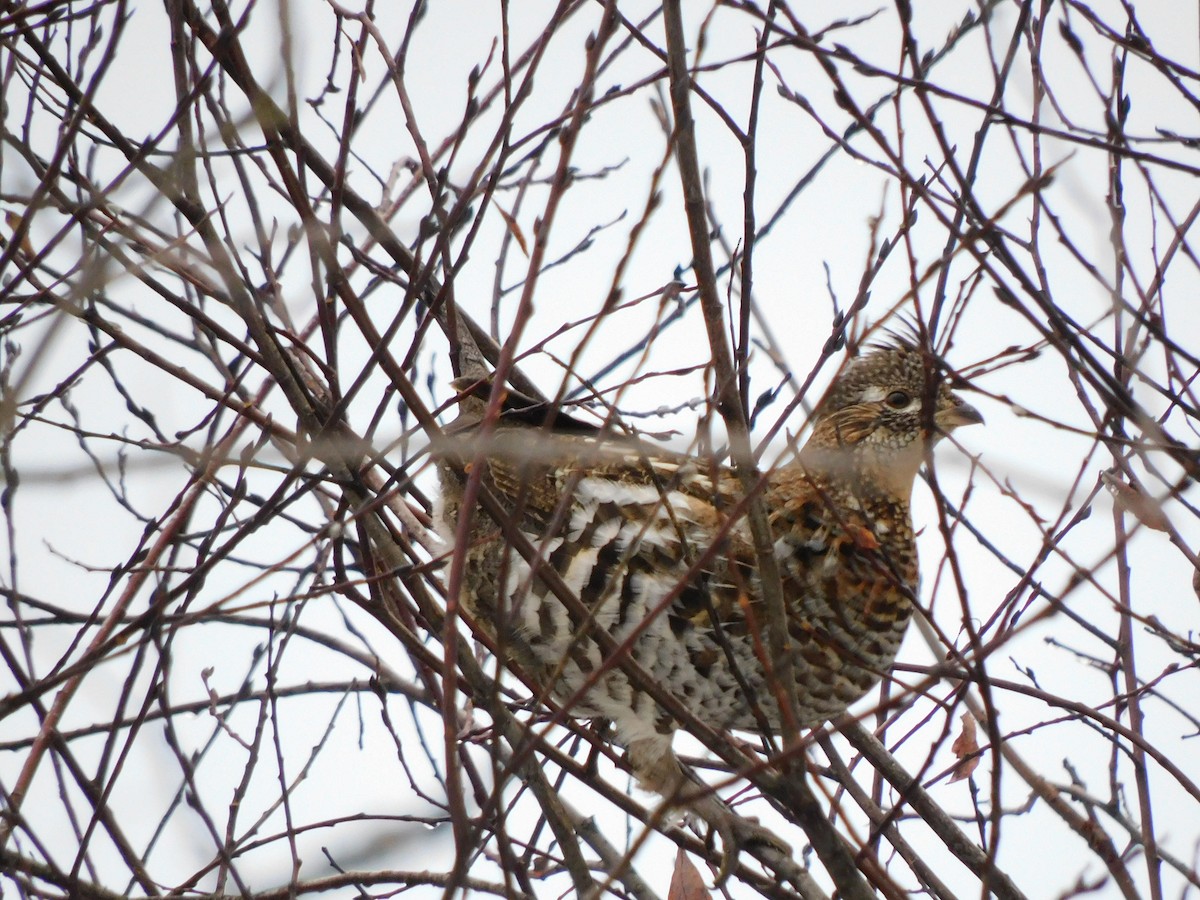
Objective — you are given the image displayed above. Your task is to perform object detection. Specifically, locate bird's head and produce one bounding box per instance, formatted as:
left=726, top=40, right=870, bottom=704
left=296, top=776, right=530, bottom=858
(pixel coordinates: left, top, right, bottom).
left=802, top=340, right=983, bottom=494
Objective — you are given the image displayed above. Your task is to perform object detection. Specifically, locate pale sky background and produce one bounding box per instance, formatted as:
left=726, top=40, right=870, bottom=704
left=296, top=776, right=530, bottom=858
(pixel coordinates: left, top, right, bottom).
left=2, top=1, right=1199, bottom=898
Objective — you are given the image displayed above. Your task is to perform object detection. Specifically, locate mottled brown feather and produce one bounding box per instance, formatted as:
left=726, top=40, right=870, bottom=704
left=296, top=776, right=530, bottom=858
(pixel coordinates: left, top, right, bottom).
left=434, top=340, right=981, bottom=849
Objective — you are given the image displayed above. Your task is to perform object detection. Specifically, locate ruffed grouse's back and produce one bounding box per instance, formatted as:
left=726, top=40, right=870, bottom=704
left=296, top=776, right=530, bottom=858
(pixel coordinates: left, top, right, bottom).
left=435, top=340, right=981, bottom=820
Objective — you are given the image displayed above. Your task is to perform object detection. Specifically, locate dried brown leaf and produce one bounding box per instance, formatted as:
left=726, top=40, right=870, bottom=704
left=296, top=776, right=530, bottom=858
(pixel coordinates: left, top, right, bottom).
left=1101, top=471, right=1169, bottom=532
left=949, top=712, right=981, bottom=783
left=495, top=204, right=529, bottom=257
left=4, top=210, right=35, bottom=258
left=668, top=848, right=712, bottom=900
left=845, top=521, right=880, bottom=550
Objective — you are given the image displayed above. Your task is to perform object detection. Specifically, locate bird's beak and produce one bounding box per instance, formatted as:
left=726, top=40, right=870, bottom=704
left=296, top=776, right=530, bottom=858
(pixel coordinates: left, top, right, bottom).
left=936, top=398, right=984, bottom=429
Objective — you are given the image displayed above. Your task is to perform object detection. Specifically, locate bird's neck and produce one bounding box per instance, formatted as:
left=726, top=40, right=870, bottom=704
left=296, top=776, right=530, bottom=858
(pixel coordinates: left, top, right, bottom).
left=795, top=441, right=926, bottom=506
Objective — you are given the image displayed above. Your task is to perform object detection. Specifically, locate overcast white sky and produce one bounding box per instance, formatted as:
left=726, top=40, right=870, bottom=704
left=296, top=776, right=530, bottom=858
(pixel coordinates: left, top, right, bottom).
left=2, top=2, right=1199, bottom=897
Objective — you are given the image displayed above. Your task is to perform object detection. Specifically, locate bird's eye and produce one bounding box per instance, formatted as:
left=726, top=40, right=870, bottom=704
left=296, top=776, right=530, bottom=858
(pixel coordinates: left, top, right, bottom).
left=885, top=390, right=911, bottom=409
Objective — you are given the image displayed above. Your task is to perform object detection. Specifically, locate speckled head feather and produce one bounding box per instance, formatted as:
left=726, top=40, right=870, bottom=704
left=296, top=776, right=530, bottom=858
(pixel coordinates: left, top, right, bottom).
left=813, top=341, right=979, bottom=437
left=817, top=338, right=921, bottom=411
left=803, top=340, right=982, bottom=493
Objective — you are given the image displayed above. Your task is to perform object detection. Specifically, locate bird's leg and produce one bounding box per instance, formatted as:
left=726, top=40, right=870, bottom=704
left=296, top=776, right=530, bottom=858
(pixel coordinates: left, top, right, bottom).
left=626, top=735, right=790, bottom=883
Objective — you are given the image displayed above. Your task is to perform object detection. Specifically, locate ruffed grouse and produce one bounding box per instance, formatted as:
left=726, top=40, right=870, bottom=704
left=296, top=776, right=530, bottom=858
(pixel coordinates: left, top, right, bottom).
left=435, top=339, right=982, bottom=861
